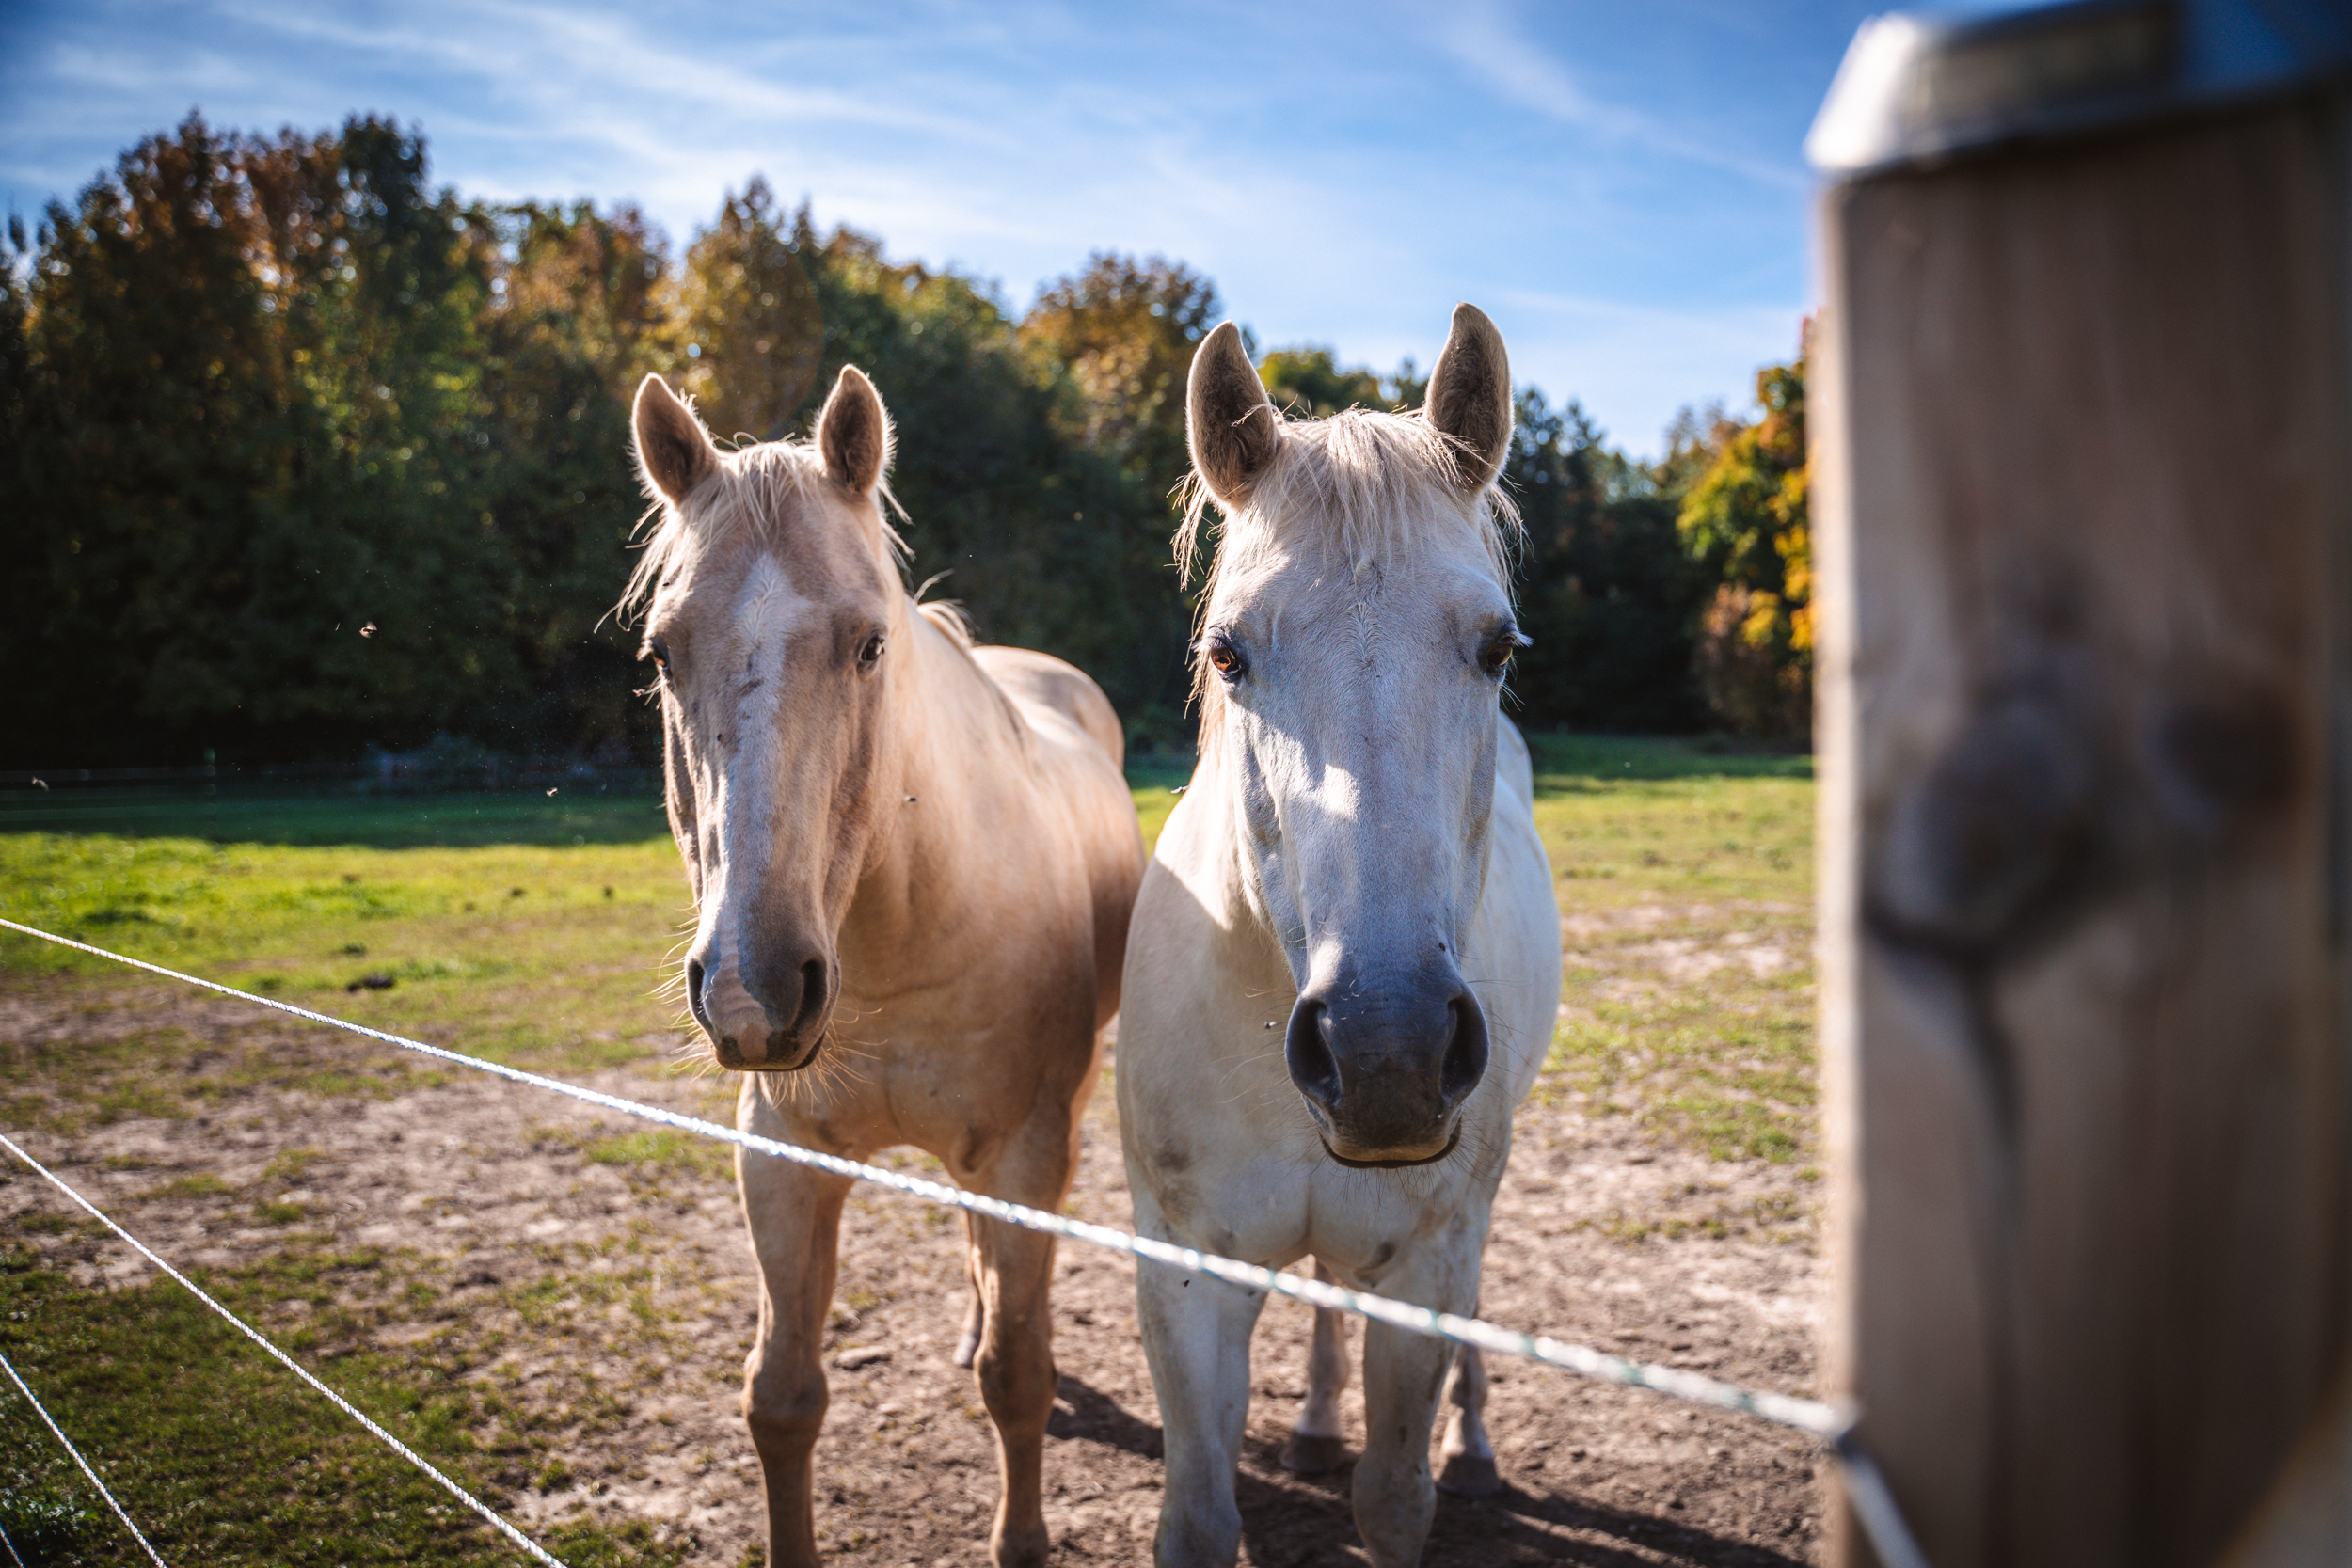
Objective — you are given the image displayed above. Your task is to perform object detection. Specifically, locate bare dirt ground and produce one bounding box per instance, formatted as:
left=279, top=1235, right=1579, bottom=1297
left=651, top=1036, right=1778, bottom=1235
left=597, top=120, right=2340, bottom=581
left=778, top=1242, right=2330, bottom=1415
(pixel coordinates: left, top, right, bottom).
left=0, top=981, right=1824, bottom=1566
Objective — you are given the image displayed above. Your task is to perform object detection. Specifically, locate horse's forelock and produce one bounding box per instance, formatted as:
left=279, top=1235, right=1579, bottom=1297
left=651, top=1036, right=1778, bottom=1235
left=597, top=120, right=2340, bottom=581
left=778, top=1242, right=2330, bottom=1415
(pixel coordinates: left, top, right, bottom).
left=1182, top=407, right=1518, bottom=587
left=616, top=436, right=907, bottom=626
left=1179, top=405, right=1522, bottom=734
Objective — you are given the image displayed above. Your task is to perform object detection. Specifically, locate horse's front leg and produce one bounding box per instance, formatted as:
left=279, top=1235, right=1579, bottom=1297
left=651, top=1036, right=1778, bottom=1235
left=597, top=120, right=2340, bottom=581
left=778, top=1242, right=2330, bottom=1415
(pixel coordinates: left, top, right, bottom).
left=738, top=1092, right=854, bottom=1568
left=1353, top=1239, right=1484, bottom=1568
left=965, top=1123, right=1081, bottom=1568
left=1133, top=1196, right=1267, bottom=1566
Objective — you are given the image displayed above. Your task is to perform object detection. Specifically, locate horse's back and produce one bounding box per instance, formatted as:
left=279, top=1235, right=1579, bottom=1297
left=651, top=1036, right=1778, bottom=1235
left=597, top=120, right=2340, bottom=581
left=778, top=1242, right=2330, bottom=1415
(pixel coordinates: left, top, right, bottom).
left=972, top=645, right=1126, bottom=771
left=969, top=642, right=1144, bottom=1030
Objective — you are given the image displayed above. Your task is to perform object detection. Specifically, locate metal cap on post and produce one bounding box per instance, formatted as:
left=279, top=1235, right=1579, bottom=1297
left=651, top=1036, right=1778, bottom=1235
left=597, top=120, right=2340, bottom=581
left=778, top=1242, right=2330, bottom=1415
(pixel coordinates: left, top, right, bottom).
left=1808, top=0, right=2352, bottom=176
left=1808, top=3, right=2352, bottom=1566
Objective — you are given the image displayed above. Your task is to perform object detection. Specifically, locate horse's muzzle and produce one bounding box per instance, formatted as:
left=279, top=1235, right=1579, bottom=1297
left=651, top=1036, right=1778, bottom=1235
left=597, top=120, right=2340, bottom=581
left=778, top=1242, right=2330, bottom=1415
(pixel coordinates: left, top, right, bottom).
left=1284, top=967, right=1487, bottom=1164
left=687, top=946, right=834, bottom=1072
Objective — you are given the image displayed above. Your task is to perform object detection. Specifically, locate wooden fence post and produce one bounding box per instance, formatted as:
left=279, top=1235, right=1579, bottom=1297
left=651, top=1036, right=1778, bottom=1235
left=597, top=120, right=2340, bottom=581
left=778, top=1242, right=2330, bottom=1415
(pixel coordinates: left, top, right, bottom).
left=1809, top=4, right=2352, bottom=1563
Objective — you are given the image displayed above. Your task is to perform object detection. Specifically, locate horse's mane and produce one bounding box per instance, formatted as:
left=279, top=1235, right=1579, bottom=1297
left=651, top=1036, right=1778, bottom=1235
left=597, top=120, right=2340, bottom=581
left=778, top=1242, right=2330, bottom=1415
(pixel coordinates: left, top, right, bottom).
left=615, top=436, right=907, bottom=626
left=1175, top=404, right=1522, bottom=728
left=915, top=597, right=975, bottom=646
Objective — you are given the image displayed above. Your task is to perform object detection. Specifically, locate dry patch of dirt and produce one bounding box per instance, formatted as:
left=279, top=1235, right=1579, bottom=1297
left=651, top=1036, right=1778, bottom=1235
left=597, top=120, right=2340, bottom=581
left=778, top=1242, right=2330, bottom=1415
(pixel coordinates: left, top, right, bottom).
left=1, top=982, right=1824, bottom=1565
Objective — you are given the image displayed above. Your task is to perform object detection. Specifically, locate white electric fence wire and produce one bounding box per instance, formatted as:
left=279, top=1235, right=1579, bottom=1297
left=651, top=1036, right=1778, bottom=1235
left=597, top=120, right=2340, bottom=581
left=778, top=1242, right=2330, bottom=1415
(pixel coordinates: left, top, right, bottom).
left=0, top=1524, right=23, bottom=1568
left=1836, top=1434, right=1934, bottom=1568
left=0, top=1348, right=169, bottom=1566
left=0, top=1133, right=565, bottom=1568
left=1, top=920, right=1836, bottom=1431
left=0, top=917, right=1934, bottom=1567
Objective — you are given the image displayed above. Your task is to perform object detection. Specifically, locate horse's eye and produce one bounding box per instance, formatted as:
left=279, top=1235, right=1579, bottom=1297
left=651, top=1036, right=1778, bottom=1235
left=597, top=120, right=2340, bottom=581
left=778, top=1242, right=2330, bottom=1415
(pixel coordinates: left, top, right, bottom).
left=646, top=637, right=671, bottom=673
left=858, top=632, right=885, bottom=668
left=1480, top=626, right=1523, bottom=676
left=1205, top=636, right=1247, bottom=681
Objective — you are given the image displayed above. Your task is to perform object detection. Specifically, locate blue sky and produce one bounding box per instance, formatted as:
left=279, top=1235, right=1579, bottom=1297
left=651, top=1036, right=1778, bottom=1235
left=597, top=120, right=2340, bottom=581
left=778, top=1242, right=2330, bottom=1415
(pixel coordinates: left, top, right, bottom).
left=0, top=0, right=2024, bottom=456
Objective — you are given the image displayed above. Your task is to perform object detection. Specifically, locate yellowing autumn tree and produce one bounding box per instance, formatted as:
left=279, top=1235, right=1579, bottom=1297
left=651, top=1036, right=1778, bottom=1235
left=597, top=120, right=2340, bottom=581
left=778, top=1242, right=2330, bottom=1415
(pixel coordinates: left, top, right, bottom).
left=675, top=178, right=822, bottom=441
left=1020, top=252, right=1218, bottom=507
left=1677, top=340, right=1811, bottom=739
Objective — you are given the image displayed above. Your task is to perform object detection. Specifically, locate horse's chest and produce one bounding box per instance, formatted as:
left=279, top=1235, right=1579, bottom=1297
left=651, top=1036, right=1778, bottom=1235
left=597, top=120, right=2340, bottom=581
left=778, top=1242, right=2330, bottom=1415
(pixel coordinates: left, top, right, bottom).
left=1303, top=1176, right=1475, bottom=1284
left=1149, top=1150, right=1472, bottom=1283
left=1143, top=1151, right=1311, bottom=1262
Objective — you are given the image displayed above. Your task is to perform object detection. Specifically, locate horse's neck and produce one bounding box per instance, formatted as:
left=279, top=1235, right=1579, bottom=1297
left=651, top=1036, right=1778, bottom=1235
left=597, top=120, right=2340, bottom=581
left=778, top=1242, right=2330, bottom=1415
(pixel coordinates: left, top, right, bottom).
left=834, top=603, right=1034, bottom=986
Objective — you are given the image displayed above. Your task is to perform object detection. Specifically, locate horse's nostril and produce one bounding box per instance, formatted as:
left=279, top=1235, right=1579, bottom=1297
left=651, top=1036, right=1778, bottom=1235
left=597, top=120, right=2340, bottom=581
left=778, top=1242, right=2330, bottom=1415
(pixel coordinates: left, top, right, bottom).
left=1438, top=994, right=1488, bottom=1104
left=788, top=957, right=829, bottom=1040
left=685, top=958, right=710, bottom=1026
left=1284, top=999, right=1343, bottom=1112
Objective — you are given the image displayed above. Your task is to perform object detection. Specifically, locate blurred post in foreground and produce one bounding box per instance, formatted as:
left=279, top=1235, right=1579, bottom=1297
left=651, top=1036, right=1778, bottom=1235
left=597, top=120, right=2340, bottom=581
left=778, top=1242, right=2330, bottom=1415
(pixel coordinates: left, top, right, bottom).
left=1809, top=3, right=2352, bottom=1563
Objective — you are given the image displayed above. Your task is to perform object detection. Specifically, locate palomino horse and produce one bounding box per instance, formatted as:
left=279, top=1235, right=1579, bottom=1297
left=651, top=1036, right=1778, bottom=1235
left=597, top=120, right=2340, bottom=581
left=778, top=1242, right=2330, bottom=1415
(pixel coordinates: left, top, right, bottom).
left=623, top=366, right=1145, bottom=1567
left=1117, top=305, right=1562, bottom=1567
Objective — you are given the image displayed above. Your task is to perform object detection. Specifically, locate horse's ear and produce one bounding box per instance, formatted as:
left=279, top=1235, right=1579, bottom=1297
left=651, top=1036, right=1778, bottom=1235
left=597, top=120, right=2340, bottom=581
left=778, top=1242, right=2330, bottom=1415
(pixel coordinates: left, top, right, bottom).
left=1425, top=303, right=1513, bottom=493
left=1187, top=321, right=1279, bottom=509
left=633, top=374, right=719, bottom=505
left=816, top=364, right=893, bottom=496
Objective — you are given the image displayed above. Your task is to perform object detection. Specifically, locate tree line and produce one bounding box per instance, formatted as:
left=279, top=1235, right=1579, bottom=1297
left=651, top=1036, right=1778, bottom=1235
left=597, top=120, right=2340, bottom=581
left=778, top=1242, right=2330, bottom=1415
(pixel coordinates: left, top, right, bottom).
left=0, top=115, right=1812, bottom=768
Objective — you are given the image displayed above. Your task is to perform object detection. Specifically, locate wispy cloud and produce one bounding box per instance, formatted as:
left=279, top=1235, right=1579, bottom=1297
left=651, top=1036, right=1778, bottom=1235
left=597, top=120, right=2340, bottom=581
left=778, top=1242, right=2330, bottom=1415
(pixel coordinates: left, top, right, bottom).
left=1432, top=0, right=1808, bottom=192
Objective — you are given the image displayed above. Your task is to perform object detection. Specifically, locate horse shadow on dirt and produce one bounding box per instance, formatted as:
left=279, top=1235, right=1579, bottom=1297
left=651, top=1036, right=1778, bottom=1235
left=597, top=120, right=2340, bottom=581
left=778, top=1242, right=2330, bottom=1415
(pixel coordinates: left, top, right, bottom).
left=1049, top=1373, right=1805, bottom=1566
left=1049, top=1372, right=1165, bottom=1458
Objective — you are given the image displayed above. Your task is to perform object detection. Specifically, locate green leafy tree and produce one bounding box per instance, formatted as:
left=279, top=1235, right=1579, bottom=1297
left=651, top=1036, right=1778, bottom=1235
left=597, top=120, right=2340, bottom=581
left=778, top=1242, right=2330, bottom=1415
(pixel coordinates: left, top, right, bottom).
left=1012, top=253, right=1222, bottom=742
left=471, top=200, right=676, bottom=754
left=1, top=214, right=48, bottom=701
left=1256, top=344, right=1428, bottom=419
left=1259, top=346, right=1387, bottom=418
left=0, top=115, right=680, bottom=766
left=5, top=114, right=294, bottom=760
left=2, top=114, right=513, bottom=762
left=238, top=117, right=510, bottom=746
left=4, top=111, right=1808, bottom=768
left=1508, top=392, right=1708, bottom=732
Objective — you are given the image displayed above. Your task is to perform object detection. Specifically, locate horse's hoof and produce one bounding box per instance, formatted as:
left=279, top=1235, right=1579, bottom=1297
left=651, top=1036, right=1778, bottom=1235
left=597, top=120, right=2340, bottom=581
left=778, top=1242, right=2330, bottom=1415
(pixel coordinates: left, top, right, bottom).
left=952, top=1328, right=980, bottom=1369
left=1436, top=1450, right=1503, bottom=1497
left=991, top=1519, right=1050, bottom=1568
left=1279, top=1433, right=1350, bottom=1474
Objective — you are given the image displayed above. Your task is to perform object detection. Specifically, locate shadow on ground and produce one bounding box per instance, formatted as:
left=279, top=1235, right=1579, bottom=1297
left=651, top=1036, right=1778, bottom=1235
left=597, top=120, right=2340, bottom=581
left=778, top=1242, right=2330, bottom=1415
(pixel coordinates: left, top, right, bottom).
left=1048, top=1372, right=1810, bottom=1568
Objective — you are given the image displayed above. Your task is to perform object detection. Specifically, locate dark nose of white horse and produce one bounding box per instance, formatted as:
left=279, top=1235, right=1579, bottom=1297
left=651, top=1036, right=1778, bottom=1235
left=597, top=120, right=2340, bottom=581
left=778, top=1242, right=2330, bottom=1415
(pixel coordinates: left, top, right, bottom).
left=1284, top=962, right=1487, bottom=1165
left=686, top=943, right=833, bottom=1071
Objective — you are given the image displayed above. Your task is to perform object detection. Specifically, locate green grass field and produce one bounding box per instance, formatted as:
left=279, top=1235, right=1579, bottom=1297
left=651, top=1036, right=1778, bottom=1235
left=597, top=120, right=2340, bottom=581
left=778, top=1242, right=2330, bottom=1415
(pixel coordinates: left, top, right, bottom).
left=0, top=1232, right=689, bottom=1568
left=0, top=735, right=1815, bottom=1564
left=0, top=737, right=1814, bottom=1157
left=1522, top=735, right=1816, bottom=1164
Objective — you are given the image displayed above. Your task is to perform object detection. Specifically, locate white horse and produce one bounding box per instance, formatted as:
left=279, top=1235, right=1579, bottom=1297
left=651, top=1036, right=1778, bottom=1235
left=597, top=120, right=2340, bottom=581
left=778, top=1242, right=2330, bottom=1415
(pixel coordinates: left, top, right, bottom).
left=1117, top=304, right=1562, bottom=1567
